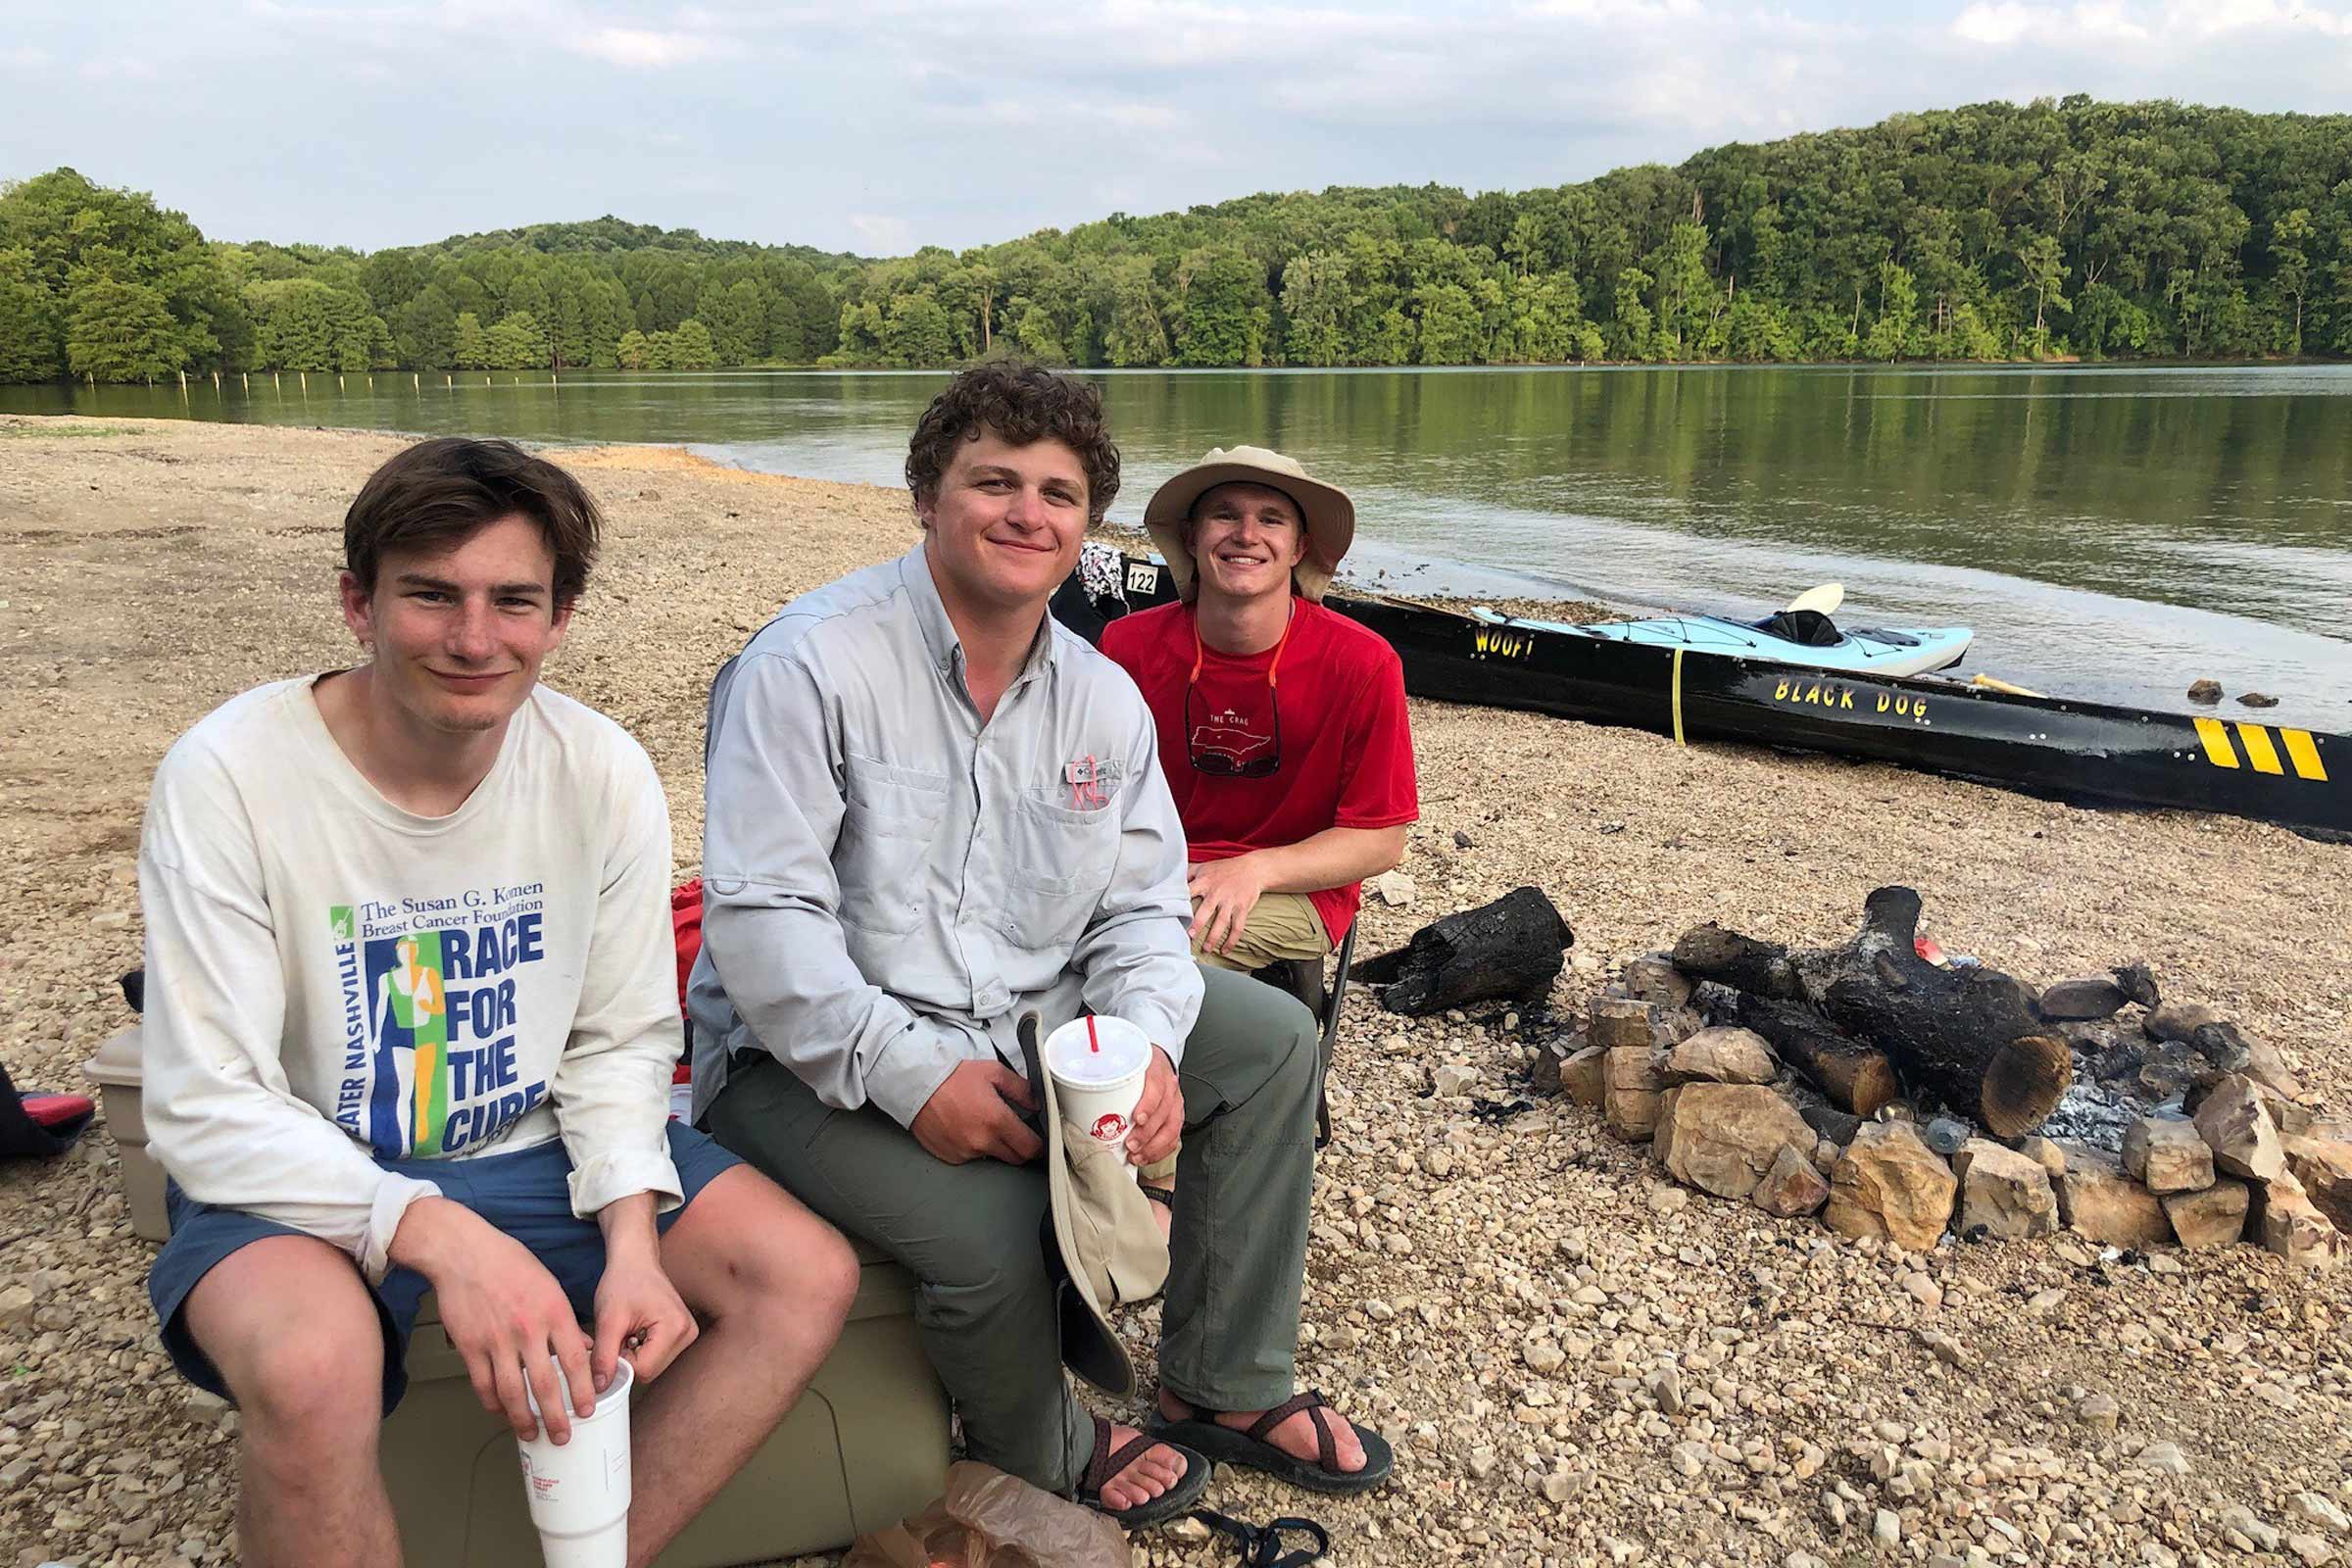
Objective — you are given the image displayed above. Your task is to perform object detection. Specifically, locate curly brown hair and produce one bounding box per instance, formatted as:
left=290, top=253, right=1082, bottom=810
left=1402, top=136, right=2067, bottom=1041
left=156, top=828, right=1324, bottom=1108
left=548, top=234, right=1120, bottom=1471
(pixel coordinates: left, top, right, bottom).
left=344, top=437, right=602, bottom=609
left=905, top=363, right=1121, bottom=524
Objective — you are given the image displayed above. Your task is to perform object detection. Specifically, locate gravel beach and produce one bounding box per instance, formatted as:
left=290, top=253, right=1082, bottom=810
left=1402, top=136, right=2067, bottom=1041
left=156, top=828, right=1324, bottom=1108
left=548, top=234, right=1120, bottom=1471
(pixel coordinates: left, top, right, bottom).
left=2, top=415, right=2348, bottom=1568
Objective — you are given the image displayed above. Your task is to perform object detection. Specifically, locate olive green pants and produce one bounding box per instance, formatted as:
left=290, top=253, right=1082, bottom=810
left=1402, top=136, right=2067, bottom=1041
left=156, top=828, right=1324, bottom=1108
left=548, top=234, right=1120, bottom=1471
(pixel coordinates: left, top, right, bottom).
left=702, top=964, right=1321, bottom=1494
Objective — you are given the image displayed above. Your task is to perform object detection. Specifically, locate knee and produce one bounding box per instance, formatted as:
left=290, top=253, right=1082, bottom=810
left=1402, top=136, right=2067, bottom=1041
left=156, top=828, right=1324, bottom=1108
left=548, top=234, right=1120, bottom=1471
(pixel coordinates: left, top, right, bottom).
left=805, top=1226, right=861, bottom=1331
left=721, top=1219, right=860, bottom=1341
left=221, top=1315, right=383, bottom=1450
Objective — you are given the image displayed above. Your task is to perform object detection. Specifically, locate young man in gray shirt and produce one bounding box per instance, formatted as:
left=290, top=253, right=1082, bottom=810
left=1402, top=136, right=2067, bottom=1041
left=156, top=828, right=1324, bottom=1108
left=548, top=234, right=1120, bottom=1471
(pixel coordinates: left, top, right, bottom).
left=691, top=365, right=1389, bottom=1525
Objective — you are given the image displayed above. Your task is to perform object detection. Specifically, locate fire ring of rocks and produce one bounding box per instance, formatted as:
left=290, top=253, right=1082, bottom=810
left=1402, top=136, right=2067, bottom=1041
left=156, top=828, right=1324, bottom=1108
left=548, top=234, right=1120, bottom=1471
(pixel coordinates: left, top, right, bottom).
left=1524, top=886, right=2349, bottom=1267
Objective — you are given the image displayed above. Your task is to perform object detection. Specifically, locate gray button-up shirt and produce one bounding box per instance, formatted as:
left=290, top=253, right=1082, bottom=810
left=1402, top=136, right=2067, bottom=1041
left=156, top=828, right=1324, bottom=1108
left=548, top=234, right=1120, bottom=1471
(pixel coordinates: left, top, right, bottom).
left=688, top=542, right=1203, bottom=1128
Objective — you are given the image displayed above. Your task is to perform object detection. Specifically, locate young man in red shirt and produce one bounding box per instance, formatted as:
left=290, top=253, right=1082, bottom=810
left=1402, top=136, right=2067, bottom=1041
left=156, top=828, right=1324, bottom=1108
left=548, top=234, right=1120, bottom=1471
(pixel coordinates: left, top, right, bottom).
left=1100, top=447, right=1418, bottom=1220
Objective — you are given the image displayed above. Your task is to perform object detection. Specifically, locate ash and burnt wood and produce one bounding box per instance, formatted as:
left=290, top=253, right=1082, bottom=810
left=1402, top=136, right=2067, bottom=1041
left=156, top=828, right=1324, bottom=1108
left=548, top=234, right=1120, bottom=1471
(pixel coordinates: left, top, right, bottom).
left=1352, top=885, right=1572, bottom=1017
left=1704, top=988, right=1899, bottom=1116
left=1800, top=886, right=2072, bottom=1137
left=1671, top=924, right=1805, bottom=1000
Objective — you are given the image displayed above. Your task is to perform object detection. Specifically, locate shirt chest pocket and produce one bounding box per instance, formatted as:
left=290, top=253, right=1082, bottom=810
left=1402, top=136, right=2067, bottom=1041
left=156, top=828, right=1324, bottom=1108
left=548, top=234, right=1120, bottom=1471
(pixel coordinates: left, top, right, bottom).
left=837, top=755, right=950, bottom=936
left=1001, top=784, right=1122, bottom=950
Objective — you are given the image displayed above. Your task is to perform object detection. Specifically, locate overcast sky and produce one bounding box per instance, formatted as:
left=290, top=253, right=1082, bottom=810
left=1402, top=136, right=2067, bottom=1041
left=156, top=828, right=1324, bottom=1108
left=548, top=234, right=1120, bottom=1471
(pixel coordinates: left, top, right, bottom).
left=5, top=1, right=2348, bottom=257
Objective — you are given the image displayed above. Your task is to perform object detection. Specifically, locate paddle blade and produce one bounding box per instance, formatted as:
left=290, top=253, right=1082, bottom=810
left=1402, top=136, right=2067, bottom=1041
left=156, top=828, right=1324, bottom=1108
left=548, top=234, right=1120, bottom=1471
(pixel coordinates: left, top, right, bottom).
left=1786, top=582, right=1844, bottom=616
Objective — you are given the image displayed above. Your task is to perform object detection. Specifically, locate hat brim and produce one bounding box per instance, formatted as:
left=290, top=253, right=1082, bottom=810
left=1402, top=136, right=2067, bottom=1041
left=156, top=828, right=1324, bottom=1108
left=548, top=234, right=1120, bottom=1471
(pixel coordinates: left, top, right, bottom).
left=1142, top=463, right=1354, bottom=605
left=1027, top=1015, right=1137, bottom=1397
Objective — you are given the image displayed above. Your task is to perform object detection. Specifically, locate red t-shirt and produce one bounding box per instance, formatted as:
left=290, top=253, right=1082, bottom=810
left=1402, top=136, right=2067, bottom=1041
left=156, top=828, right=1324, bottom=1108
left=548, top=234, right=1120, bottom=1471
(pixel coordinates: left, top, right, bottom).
left=1100, top=597, right=1418, bottom=944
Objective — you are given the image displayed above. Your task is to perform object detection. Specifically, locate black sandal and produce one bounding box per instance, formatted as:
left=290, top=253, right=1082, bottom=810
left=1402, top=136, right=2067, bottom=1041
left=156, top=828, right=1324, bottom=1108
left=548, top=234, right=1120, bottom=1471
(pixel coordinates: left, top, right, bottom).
left=1077, top=1414, right=1210, bottom=1529
left=1141, top=1184, right=1174, bottom=1209
left=1152, top=1391, right=1393, bottom=1495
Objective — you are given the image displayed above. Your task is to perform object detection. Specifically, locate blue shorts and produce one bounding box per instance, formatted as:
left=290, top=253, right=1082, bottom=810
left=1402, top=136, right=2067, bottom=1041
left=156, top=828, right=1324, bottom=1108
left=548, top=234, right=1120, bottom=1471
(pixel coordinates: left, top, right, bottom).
left=148, top=1123, right=741, bottom=1415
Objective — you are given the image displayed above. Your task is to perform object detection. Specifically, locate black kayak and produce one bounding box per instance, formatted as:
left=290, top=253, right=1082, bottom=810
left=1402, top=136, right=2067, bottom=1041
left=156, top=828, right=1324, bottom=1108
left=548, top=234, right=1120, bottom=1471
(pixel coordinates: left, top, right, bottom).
left=1054, top=550, right=2347, bottom=843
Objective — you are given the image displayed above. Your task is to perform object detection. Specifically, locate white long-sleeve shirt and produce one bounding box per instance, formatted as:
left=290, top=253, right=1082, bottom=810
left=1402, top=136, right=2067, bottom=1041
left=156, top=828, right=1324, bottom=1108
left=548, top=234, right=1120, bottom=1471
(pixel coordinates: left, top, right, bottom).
left=139, top=676, right=685, bottom=1282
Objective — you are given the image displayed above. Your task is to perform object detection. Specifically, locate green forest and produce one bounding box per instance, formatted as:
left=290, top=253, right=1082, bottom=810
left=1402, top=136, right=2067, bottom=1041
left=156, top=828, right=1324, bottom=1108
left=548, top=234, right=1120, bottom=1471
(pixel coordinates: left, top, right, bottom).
left=5, top=96, right=2349, bottom=383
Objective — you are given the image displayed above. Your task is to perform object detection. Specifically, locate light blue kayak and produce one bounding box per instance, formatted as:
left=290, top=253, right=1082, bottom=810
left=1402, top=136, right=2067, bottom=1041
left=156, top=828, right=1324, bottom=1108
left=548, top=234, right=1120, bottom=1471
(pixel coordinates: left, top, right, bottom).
left=1472, top=607, right=1974, bottom=678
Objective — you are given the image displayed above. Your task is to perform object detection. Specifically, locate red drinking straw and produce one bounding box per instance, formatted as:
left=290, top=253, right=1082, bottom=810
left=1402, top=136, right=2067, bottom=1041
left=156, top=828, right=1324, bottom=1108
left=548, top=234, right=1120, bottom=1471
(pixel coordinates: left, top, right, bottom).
left=1086, top=1014, right=1101, bottom=1054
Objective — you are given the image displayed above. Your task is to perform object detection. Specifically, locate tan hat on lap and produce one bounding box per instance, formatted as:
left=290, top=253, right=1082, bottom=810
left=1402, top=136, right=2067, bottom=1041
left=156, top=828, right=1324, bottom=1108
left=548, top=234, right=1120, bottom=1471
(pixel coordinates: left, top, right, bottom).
left=1143, top=446, right=1355, bottom=604
left=1018, top=1012, right=1168, bottom=1396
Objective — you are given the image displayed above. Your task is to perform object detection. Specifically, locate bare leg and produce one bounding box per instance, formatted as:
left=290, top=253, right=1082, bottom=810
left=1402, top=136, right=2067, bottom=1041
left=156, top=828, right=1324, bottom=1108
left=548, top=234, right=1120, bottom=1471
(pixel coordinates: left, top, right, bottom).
left=620, top=1165, right=860, bottom=1568
left=180, top=1235, right=400, bottom=1568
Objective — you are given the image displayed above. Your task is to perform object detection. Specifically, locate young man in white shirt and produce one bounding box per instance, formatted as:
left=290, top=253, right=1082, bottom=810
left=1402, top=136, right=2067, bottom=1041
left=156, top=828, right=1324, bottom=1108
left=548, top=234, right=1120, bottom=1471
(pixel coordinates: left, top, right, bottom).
left=139, top=437, right=858, bottom=1568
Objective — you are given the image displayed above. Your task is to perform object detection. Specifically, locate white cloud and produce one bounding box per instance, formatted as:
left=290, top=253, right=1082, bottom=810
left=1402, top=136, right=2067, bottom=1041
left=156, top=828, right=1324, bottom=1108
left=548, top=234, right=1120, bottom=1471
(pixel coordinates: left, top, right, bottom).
left=565, top=25, right=720, bottom=66
left=1950, top=1, right=2035, bottom=43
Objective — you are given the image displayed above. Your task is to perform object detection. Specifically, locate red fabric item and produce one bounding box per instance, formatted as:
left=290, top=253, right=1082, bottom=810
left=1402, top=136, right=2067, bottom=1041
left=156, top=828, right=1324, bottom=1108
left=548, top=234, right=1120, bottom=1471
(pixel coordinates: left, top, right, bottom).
left=1101, top=597, right=1417, bottom=944
left=670, top=878, right=705, bottom=1017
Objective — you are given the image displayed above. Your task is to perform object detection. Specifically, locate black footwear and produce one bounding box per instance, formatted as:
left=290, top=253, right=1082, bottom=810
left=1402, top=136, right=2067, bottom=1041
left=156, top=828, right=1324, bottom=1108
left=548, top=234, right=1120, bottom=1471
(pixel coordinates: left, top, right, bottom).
left=1152, top=1391, right=1393, bottom=1495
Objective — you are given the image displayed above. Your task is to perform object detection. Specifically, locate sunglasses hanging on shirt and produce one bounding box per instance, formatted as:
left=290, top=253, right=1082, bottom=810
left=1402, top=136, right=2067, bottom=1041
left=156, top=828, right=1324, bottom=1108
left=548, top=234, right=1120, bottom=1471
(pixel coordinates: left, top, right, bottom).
left=1185, top=604, right=1293, bottom=779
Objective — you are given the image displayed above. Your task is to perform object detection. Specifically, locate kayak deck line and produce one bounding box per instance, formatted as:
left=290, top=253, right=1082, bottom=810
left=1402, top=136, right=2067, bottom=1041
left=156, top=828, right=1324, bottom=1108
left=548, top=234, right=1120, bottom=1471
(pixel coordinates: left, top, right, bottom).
left=1054, top=550, right=2351, bottom=843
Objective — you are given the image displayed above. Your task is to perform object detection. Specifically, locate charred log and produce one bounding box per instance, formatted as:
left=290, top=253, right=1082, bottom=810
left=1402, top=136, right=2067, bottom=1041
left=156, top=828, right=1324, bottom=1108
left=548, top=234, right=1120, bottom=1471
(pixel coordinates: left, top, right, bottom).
left=1723, top=991, right=1899, bottom=1117
left=1352, top=885, right=1572, bottom=1018
left=1803, top=887, right=2072, bottom=1137
left=1671, top=924, right=1804, bottom=1000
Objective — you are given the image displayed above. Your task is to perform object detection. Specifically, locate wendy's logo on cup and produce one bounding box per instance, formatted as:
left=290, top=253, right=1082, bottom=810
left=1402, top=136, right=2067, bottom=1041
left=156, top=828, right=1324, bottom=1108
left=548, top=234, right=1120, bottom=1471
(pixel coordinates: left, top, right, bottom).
left=1091, top=1111, right=1129, bottom=1144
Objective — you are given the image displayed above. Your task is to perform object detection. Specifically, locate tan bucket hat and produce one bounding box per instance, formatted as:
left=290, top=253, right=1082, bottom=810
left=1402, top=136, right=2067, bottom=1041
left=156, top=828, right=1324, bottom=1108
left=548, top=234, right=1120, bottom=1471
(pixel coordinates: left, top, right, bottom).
left=1017, top=1012, right=1169, bottom=1396
left=1142, top=446, right=1355, bottom=604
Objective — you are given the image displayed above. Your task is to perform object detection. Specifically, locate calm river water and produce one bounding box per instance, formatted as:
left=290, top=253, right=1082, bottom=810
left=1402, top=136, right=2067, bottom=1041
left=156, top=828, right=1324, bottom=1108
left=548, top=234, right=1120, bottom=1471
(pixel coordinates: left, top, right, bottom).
left=9, top=365, right=2348, bottom=716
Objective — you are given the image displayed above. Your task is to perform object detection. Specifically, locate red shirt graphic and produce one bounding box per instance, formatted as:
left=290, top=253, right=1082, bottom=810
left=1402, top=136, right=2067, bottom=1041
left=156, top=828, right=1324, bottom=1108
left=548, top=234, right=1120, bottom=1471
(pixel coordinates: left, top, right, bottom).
left=1101, top=597, right=1418, bottom=944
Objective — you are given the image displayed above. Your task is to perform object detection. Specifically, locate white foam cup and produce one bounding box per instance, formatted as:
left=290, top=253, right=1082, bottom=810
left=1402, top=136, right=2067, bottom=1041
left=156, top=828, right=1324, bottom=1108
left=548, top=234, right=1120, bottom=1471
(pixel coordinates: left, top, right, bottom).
left=1045, top=1014, right=1152, bottom=1170
left=515, top=1353, right=634, bottom=1568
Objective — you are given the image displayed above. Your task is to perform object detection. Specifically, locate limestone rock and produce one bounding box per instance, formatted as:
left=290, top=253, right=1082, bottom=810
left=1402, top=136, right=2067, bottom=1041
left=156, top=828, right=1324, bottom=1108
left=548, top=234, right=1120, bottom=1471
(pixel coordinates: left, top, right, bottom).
left=2054, top=1143, right=2174, bottom=1248
left=2019, top=1135, right=2068, bottom=1180
left=2038, top=975, right=2129, bottom=1021
left=1431, top=1062, right=1478, bottom=1098
left=1591, top=997, right=1655, bottom=1050
left=2283, top=1136, right=2352, bottom=1237
left=1604, top=1047, right=1664, bottom=1141
left=2194, top=1075, right=2284, bottom=1181
left=1662, top=1026, right=1777, bottom=1086
left=1753, top=1142, right=1831, bottom=1217
left=2290, top=1492, right=2351, bottom=1535
left=1952, top=1137, right=2057, bottom=1241
left=0, top=1285, right=34, bottom=1330
left=2244, top=1037, right=2307, bottom=1105
left=1647, top=1003, right=1705, bottom=1051
left=1653, top=1083, right=1814, bottom=1201
left=2251, top=1173, right=2344, bottom=1270
left=1368, top=870, right=1416, bottom=907
left=2145, top=1002, right=2222, bottom=1042
left=1559, top=1044, right=1607, bottom=1109
left=1619, top=955, right=1692, bottom=1009
left=2123, top=1115, right=2215, bottom=1195
left=2162, top=1178, right=2251, bottom=1250
left=1823, top=1121, right=1957, bottom=1250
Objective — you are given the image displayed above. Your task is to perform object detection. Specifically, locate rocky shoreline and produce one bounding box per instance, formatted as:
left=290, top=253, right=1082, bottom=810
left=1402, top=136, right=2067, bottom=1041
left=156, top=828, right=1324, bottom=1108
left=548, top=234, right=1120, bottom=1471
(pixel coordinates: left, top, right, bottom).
left=2, top=416, right=2348, bottom=1567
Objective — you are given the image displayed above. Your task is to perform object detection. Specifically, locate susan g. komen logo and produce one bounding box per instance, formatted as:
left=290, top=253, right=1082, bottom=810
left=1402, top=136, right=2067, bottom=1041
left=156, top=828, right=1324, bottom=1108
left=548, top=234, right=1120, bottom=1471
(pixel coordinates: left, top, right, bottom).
left=1090, top=1111, right=1130, bottom=1144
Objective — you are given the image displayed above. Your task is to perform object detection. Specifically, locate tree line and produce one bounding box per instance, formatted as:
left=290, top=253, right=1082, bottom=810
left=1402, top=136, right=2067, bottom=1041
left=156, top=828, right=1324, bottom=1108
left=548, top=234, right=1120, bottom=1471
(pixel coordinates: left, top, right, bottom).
left=5, top=96, right=2349, bottom=383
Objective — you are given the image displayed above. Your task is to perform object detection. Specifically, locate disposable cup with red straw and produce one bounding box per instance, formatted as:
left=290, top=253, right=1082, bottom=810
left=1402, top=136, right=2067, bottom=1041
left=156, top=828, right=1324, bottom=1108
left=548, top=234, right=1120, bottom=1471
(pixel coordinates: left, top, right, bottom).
left=1043, top=1014, right=1149, bottom=1179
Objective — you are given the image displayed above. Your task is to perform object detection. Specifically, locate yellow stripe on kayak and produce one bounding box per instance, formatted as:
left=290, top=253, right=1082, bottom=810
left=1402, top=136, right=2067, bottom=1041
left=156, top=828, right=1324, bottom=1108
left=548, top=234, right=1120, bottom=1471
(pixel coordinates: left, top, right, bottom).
left=2193, top=717, right=2239, bottom=769
left=2235, top=724, right=2284, bottom=775
left=2282, top=728, right=2328, bottom=782
left=1671, top=648, right=1686, bottom=747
